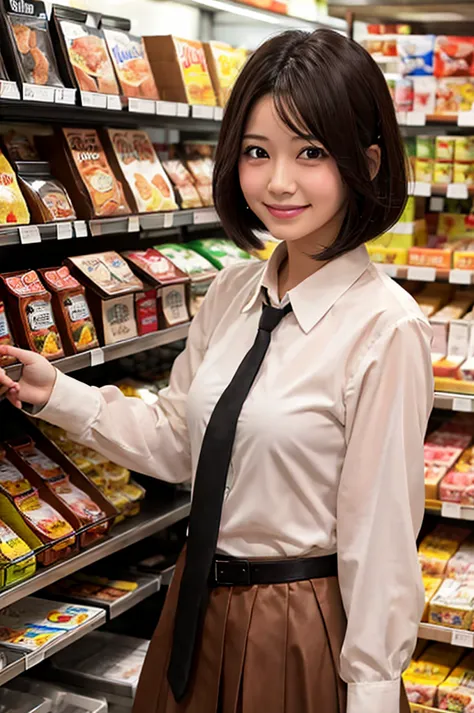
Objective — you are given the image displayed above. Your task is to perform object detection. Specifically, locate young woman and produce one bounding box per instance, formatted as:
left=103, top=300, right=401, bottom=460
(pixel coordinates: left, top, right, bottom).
left=0, top=28, right=432, bottom=713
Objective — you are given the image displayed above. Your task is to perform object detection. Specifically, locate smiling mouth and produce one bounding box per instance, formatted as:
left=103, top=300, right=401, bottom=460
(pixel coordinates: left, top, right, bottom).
left=264, top=204, right=310, bottom=219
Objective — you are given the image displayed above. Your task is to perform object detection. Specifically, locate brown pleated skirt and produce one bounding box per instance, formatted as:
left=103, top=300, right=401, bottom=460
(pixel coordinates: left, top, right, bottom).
left=133, top=551, right=410, bottom=713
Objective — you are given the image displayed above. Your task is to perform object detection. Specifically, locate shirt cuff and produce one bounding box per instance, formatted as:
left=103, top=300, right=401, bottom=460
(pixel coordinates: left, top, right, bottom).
left=347, top=680, right=401, bottom=713
left=33, top=369, right=100, bottom=435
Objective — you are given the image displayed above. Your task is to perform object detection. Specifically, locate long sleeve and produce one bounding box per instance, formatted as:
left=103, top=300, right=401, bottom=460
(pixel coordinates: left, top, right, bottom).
left=337, top=316, right=433, bottom=713
left=34, top=270, right=227, bottom=483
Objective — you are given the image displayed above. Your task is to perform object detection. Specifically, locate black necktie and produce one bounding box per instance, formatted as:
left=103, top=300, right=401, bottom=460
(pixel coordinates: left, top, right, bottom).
left=167, top=297, right=293, bottom=701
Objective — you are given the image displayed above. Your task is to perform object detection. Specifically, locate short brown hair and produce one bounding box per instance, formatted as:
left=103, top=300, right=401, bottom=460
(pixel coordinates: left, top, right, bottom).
left=213, top=29, right=407, bottom=261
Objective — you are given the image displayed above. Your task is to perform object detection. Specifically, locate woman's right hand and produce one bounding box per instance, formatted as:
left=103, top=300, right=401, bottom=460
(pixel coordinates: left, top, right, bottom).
left=0, top=345, right=56, bottom=409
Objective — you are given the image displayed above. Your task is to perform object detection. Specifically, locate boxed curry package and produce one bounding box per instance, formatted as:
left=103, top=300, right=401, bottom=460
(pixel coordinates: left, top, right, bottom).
left=67, top=251, right=144, bottom=345
left=17, top=162, right=76, bottom=224
left=51, top=6, right=119, bottom=95
left=143, top=35, right=216, bottom=106
left=106, top=129, right=177, bottom=213
left=158, top=243, right=217, bottom=316
left=39, top=266, right=98, bottom=355
left=0, top=270, right=64, bottom=360
left=102, top=17, right=159, bottom=99
left=122, top=248, right=190, bottom=327
left=203, top=41, right=247, bottom=107
left=0, top=149, right=30, bottom=225
left=0, top=0, right=64, bottom=89
left=56, top=128, right=130, bottom=219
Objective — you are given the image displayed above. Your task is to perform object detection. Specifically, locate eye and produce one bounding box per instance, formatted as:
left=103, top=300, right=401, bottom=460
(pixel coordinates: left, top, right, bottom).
left=243, top=146, right=269, bottom=159
left=298, top=146, right=327, bottom=160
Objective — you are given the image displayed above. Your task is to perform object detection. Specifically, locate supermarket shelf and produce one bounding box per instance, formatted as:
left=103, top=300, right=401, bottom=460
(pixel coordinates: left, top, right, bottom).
left=160, top=565, right=176, bottom=587
left=408, top=182, right=474, bottom=199
left=0, top=495, right=190, bottom=611
left=434, top=391, right=474, bottom=412
left=5, top=323, right=191, bottom=380
left=329, top=0, right=474, bottom=25
left=425, top=499, right=474, bottom=520
left=0, top=650, right=28, bottom=688
left=418, top=623, right=474, bottom=648
left=377, top=263, right=474, bottom=285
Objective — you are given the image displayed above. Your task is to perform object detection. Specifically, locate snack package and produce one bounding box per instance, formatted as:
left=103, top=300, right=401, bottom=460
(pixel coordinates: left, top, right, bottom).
left=455, top=137, right=474, bottom=162
left=447, top=538, right=474, bottom=580
left=185, top=157, right=214, bottom=206
left=435, top=36, right=474, bottom=78
left=440, top=470, right=474, bottom=505
left=422, top=575, right=443, bottom=621
left=162, top=159, right=202, bottom=209
left=403, top=643, right=464, bottom=707
left=187, top=238, right=258, bottom=270
left=398, top=35, right=435, bottom=76
left=134, top=288, right=158, bottom=336
left=143, top=35, right=216, bottom=106
left=106, top=129, right=177, bottom=213
left=17, top=162, right=76, bottom=224
left=425, top=464, right=448, bottom=500
left=0, top=301, right=16, bottom=368
left=429, top=578, right=474, bottom=629
left=39, top=265, right=99, bottom=355
left=436, top=77, right=474, bottom=114
left=103, top=27, right=158, bottom=99
left=436, top=136, right=456, bottom=162
left=68, top=252, right=144, bottom=297
left=1, top=127, right=41, bottom=162
left=418, top=524, right=470, bottom=576
left=158, top=242, right=218, bottom=316
left=2, top=0, right=64, bottom=88
left=438, top=652, right=474, bottom=712
left=0, top=270, right=64, bottom=359
left=61, top=128, right=131, bottom=218
left=0, top=149, right=30, bottom=225
left=0, top=517, right=36, bottom=587
left=203, top=41, right=247, bottom=106
left=413, top=76, right=436, bottom=113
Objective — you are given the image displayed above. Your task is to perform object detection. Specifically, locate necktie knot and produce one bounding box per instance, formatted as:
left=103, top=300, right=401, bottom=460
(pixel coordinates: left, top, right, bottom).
left=259, top=301, right=293, bottom=333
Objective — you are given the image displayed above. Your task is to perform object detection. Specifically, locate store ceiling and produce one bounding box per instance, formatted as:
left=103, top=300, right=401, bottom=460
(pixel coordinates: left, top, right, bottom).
left=328, top=0, right=474, bottom=32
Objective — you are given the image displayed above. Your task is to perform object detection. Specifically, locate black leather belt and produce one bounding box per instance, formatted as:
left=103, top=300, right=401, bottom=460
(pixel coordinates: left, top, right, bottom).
left=210, top=553, right=337, bottom=587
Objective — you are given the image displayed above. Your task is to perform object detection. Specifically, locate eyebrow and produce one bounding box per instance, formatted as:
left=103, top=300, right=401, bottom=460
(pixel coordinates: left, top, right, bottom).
left=242, top=133, right=321, bottom=143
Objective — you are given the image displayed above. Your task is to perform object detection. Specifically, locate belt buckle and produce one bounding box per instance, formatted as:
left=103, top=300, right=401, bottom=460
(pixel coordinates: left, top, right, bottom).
left=214, top=559, right=251, bottom=586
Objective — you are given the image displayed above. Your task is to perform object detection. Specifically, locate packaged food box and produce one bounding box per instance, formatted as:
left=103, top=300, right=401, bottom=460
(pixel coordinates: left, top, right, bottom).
left=185, top=157, right=213, bottom=206
left=432, top=296, right=473, bottom=321
left=143, top=35, right=216, bottom=106
left=158, top=242, right=218, bottom=316
left=440, top=470, right=474, bottom=505
left=0, top=270, right=64, bottom=360
left=426, top=429, right=471, bottom=450
left=51, top=6, right=119, bottom=95
left=203, top=41, right=246, bottom=106
left=416, top=136, right=435, bottom=160
left=398, top=35, right=435, bottom=76
left=429, top=578, right=474, bottom=629
left=415, top=159, right=433, bottom=183
left=364, top=36, right=397, bottom=58
left=8, top=679, right=108, bottom=713
left=408, top=245, right=456, bottom=271
left=187, top=238, right=256, bottom=270
left=425, top=464, right=448, bottom=500
left=106, top=129, right=177, bottom=213
left=46, top=569, right=143, bottom=603
left=57, top=128, right=131, bottom=219
left=1, top=0, right=64, bottom=89
left=422, top=575, right=443, bottom=621
left=435, top=36, right=474, bottom=78
left=0, top=149, right=29, bottom=225
left=454, top=163, right=474, bottom=186
left=0, top=301, right=16, bottom=369
left=0, top=513, right=35, bottom=589
left=123, top=248, right=190, bottom=328
left=103, top=25, right=159, bottom=99
left=161, top=158, right=202, bottom=209
left=395, top=77, right=413, bottom=112
left=134, top=288, right=158, bottom=337
left=17, top=162, right=76, bottom=224
left=413, top=76, right=436, bottom=113
left=439, top=213, right=474, bottom=241
left=455, top=137, right=474, bottom=162
left=447, top=538, right=474, bottom=580
left=438, top=652, right=474, bottom=712
left=67, top=252, right=144, bottom=345
left=418, top=524, right=470, bottom=575
left=424, top=443, right=463, bottom=468
left=39, top=265, right=99, bottom=355
left=436, top=77, right=474, bottom=114
left=403, top=643, right=464, bottom=707
left=436, top=136, right=456, bottom=162
left=434, top=162, right=454, bottom=185
left=414, top=283, right=453, bottom=318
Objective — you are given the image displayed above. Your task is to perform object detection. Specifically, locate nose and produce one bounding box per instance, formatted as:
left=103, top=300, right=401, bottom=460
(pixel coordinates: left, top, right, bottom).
left=267, top=159, right=297, bottom=196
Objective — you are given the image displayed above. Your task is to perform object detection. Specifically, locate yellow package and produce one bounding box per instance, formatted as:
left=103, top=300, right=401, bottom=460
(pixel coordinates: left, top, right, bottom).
left=418, top=525, right=470, bottom=575
left=0, top=518, right=36, bottom=588
left=0, top=149, right=29, bottom=225
left=438, top=652, right=474, bottom=711
left=439, top=214, right=474, bottom=242
left=91, top=462, right=130, bottom=491
left=434, top=161, right=454, bottom=185
left=429, top=579, right=474, bottom=629
left=175, top=37, right=216, bottom=106
left=367, top=245, right=408, bottom=265
left=204, top=42, right=247, bottom=106
left=422, top=575, right=443, bottom=622
left=403, top=643, right=464, bottom=707
left=454, top=162, right=474, bottom=186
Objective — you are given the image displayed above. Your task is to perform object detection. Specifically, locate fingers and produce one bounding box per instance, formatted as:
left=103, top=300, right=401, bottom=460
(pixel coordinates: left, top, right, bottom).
left=0, top=367, right=20, bottom=394
left=6, top=387, right=21, bottom=410
left=0, top=345, right=36, bottom=365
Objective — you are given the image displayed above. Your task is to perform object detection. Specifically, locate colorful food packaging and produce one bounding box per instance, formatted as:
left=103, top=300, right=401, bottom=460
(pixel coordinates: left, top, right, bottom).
left=134, top=288, right=158, bottom=336
left=416, top=135, right=435, bottom=160
left=436, top=77, right=474, bottom=114
left=398, top=35, right=435, bottom=76
left=187, top=238, right=258, bottom=270
left=429, top=579, right=474, bottom=629
left=162, top=158, right=202, bottom=209
left=435, top=36, right=474, bottom=78
left=418, top=524, right=470, bottom=575
left=52, top=7, right=119, bottom=95
left=422, top=575, right=443, bottom=621
left=1, top=127, right=41, bottom=162
left=438, top=652, right=474, bottom=712
left=415, top=159, right=433, bottom=183
left=39, top=266, right=99, bottom=355
left=0, top=149, right=29, bottom=225
left=0, top=517, right=35, bottom=588
left=60, top=128, right=131, bottom=219
left=158, top=243, right=218, bottom=316
left=184, top=157, right=213, bottom=206
left=395, top=77, right=414, bottom=112
left=434, top=162, right=454, bottom=185
left=447, top=538, right=474, bottom=580
left=412, top=76, right=436, bottom=113
left=454, top=162, right=474, bottom=186
left=440, top=470, right=474, bottom=505
left=436, top=136, right=456, bottom=162
left=2, top=0, right=64, bottom=88
left=425, top=464, right=449, bottom=500
left=203, top=41, right=247, bottom=106
left=143, top=35, right=216, bottom=106
left=0, top=301, right=16, bottom=368
left=403, top=643, right=464, bottom=707
left=0, top=270, right=64, bottom=360
left=455, top=137, right=474, bottom=162
left=106, top=129, right=177, bottom=213
left=103, top=26, right=159, bottom=99
left=17, top=162, right=76, bottom=224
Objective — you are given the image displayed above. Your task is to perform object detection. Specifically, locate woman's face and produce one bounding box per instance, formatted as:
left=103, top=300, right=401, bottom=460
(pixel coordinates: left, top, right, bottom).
left=239, top=95, right=347, bottom=249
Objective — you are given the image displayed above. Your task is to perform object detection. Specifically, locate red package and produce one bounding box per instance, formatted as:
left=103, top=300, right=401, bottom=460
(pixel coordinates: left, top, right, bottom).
left=435, top=36, right=474, bottom=77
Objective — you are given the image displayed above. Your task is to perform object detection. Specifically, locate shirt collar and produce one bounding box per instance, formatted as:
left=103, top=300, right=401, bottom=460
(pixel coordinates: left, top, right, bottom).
left=242, top=241, right=370, bottom=334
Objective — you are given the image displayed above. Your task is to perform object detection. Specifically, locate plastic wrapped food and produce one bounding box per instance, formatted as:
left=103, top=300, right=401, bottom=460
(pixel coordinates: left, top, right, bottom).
left=187, top=238, right=257, bottom=270
left=0, top=150, right=29, bottom=225
left=6, top=12, right=63, bottom=87
left=18, top=163, right=76, bottom=223
left=104, top=28, right=158, bottom=99
left=403, top=643, right=463, bottom=707
left=419, top=524, right=470, bottom=575
left=58, top=18, right=119, bottom=94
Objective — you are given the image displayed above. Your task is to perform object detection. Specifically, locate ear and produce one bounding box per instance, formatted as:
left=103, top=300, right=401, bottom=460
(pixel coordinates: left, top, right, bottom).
left=366, top=144, right=381, bottom=181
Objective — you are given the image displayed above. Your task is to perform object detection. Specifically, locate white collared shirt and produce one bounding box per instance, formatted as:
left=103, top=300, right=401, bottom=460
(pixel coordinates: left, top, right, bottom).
left=38, top=242, right=433, bottom=713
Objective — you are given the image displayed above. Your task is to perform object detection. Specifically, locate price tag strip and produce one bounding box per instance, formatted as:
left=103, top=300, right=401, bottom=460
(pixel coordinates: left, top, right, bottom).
left=214, top=107, right=224, bottom=121
left=406, top=112, right=427, bottom=127
left=128, top=216, right=140, bottom=233
left=450, top=269, right=474, bottom=285
left=107, top=95, right=122, bottom=111
left=56, top=222, right=73, bottom=240
left=458, top=112, right=474, bottom=128
left=452, top=396, right=474, bottom=413
left=163, top=213, right=174, bottom=229
left=176, top=103, right=189, bottom=117
left=156, top=101, right=178, bottom=116
left=128, top=98, right=155, bottom=114
left=90, top=348, right=105, bottom=367
left=447, top=183, right=469, bottom=200
left=81, top=92, right=107, bottom=109
left=429, top=196, right=445, bottom=212
left=0, top=80, right=20, bottom=100
left=452, top=630, right=474, bottom=648
left=414, top=182, right=432, bottom=197
left=54, top=87, right=76, bottom=105
left=74, top=221, right=88, bottom=238
left=193, top=208, right=219, bottom=225
left=406, top=266, right=436, bottom=282
left=19, top=226, right=41, bottom=245
left=192, top=105, right=215, bottom=119
left=441, top=502, right=462, bottom=518
left=379, top=264, right=399, bottom=278
left=23, top=84, right=55, bottom=103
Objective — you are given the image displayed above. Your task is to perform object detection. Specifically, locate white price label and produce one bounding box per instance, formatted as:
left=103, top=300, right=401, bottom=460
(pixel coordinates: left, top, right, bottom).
left=414, top=182, right=432, bottom=197
left=452, top=630, right=474, bottom=648
left=447, top=183, right=469, bottom=200
left=214, top=106, right=224, bottom=121
left=458, top=112, right=474, bottom=127
left=450, top=269, right=474, bottom=285
left=407, top=182, right=415, bottom=196
left=453, top=397, right=474, bottom=413
left=54, top=87, right=76, bottom=105
left=192, top=105, right=214, bottom=119
left=128, top=98, right=155, bottom=114
left=429, top=196, right=445, bottom=212
left=163, top=213, right=174, bottom=228
left=176, top=103, right=189, bottom=117
left=442, top=502, right=462, bottom=518
left=156, top=100, right=177, bottom=116
left=81, top=91, right=107, bottom=109
left=74, top=220, right=87, bottom=238
left=107, top=94, right=122, bottom=111
left=0, top=80, right=20, bottom=100
left=19, top=225, right=41, bottom=244
left=380, top=264, right=399, bottom=278
left=23, top=84, right=55, bottom=103
left=56, top=222, right=73, bottom=240
left=406, top=266, right=436, bottom=282
left=128, top=216, right=140, bottom=233
left=193, top=208, right=219, bottom=225
left=90, top=348, right=105, bottom=367
left=396, top=112, right=407, bottom=126
left=406, top=111, right=427, bottom=126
